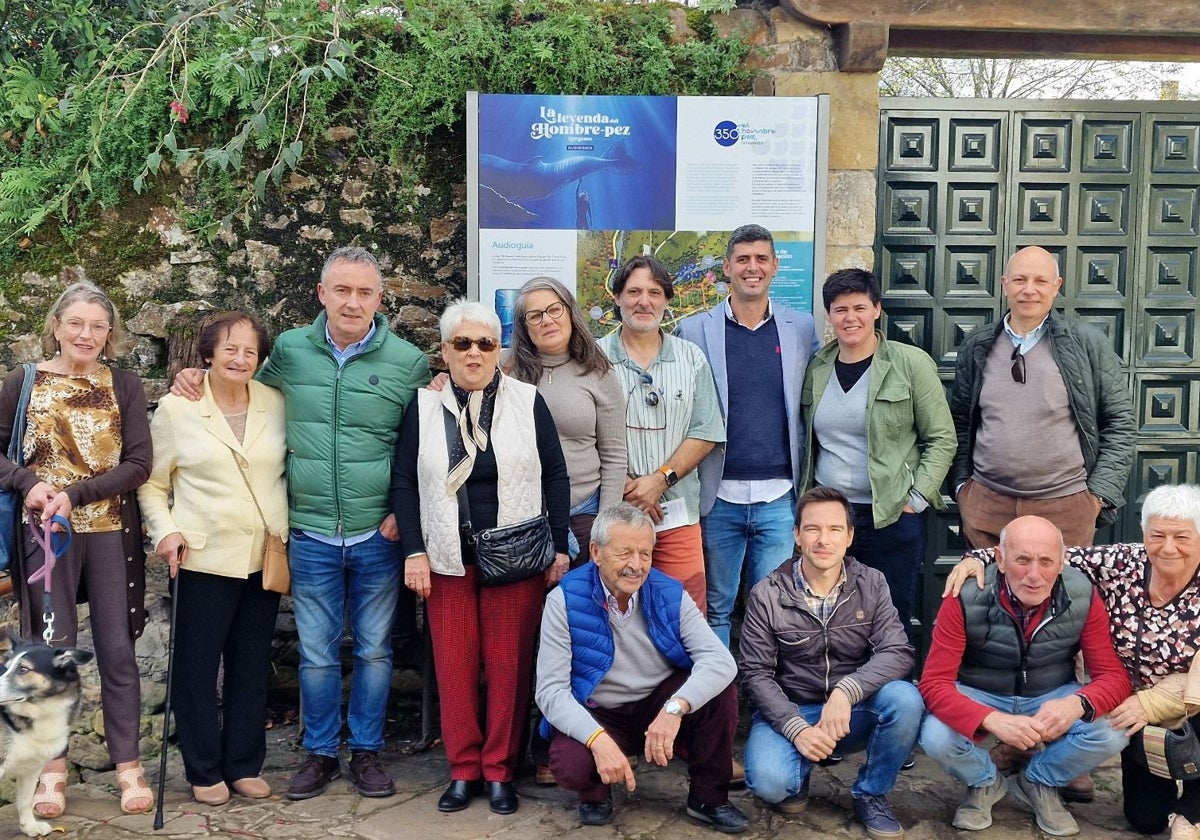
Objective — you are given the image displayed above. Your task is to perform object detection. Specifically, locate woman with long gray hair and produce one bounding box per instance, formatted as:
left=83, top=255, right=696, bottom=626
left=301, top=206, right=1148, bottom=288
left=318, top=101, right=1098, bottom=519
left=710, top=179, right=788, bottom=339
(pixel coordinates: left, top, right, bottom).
left=508, top=276, right=626, bottom=556
left=0, top=281, right=154, bottom=818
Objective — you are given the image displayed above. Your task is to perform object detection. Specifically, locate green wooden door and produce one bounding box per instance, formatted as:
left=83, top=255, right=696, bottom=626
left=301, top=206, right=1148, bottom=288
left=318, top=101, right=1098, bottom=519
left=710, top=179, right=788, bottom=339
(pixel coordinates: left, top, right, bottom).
left=877, top=99, right=1200, bottom=653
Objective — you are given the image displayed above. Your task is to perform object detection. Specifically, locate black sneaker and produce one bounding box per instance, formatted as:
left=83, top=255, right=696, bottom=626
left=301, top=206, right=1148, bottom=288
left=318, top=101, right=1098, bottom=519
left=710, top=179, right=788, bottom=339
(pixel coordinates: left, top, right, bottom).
left=286, top=754, right=341, bottom=800
left=685, top=796, right=751, bottom=834
left=349, top=751, right=395, bottom=798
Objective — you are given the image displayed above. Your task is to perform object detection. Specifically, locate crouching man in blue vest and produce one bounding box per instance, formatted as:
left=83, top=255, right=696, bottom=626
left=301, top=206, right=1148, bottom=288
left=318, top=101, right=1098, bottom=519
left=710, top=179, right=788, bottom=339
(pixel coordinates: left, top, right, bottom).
left=535, top=502, right=748, bottom=834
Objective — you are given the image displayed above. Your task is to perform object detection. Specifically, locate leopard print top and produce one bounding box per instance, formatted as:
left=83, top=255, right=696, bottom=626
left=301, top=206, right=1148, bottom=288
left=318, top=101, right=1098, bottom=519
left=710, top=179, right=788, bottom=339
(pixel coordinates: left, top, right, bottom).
left=24, top=367, right=123, bottom=533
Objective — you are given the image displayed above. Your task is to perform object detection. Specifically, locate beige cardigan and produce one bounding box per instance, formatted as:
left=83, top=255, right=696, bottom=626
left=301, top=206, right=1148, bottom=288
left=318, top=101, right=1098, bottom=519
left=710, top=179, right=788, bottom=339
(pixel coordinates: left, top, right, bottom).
left=139, top=377, right=288, bottom=578
left=1137, top=653, right=1200, bottom=729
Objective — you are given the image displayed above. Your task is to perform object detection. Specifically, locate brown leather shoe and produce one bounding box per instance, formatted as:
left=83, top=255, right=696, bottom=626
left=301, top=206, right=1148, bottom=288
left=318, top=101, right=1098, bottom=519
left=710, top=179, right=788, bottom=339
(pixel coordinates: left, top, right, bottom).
left=1060, top=772, right=1095, bottom=803
left=286, top=754, right=341, bottom=800
left=535, top=764, right=556, bottom=786
left=349, top=751, right=395, bottom=798
left=730, top=758, right=747, bottom=789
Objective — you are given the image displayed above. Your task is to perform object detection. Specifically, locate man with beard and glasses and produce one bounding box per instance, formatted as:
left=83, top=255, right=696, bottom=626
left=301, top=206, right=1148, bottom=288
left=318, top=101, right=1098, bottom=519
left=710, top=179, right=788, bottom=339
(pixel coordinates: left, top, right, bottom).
left=598, top=255, right=723, bottom=614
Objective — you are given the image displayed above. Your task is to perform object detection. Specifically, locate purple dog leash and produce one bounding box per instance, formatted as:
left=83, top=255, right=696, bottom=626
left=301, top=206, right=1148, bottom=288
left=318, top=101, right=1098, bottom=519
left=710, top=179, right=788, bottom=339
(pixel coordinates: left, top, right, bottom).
left=26, top=514, right=73, bottom=644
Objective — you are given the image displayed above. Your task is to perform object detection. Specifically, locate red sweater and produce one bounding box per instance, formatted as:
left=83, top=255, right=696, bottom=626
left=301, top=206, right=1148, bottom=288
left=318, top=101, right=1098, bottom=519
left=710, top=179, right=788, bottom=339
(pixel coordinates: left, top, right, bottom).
left=918, top=588, right=1130, bottom=739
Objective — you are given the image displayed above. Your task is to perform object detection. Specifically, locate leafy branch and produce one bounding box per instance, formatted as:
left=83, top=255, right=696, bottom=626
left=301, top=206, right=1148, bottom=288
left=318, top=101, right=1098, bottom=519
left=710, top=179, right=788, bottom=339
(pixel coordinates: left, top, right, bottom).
left=0, top=0, right=755, bottom=246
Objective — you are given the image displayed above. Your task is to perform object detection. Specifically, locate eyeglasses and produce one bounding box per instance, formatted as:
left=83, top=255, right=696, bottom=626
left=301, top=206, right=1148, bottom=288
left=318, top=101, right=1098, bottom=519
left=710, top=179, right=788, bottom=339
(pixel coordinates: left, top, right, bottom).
left=448, top=336, right=500, bottom=353
left=523, top=301, right=566, bottom=326
left=1010, top=346, right=1026, bottom=384
left=625, top=372, right=665, bottom=432
left=59, top=319, right=111, bottom=336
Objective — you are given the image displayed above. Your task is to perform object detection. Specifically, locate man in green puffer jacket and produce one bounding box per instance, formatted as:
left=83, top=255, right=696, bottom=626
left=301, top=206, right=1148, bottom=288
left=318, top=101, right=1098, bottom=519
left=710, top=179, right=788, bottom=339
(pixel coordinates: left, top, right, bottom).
left=173, top=246, right=430, bottom=800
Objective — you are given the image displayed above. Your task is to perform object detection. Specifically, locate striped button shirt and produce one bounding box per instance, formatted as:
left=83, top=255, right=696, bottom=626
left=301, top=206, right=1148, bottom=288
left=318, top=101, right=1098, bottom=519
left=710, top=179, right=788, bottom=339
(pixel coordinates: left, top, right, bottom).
left=599, top=329, right=724, bottom=525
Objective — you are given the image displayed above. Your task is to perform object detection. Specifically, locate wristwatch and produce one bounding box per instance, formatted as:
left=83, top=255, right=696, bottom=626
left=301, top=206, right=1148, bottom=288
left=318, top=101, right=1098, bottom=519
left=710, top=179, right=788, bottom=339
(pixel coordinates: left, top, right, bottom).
left=663, top=698, right=687, bottom=717
left=1077, top=693, right=1096, bottom=723
left=657, top=465, right=679, bottom=487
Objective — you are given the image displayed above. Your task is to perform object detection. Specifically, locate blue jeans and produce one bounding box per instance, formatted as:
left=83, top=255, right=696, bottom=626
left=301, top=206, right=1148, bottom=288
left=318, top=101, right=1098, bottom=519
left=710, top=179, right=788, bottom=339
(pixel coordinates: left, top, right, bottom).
left=745, top=680, right=924, bottom=802
left=919, top=682, right=1129, bottom=788
left=289, top=529, right=401, bottom=755
left=703, top=491, right=796, bottom=648
left=849, top=506, right=926, bottom=637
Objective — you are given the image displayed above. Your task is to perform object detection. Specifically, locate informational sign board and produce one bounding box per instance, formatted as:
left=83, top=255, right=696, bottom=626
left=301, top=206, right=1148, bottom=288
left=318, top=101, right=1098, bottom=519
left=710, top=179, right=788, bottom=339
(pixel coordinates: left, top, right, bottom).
left=466, top=92, right=828, bottom=341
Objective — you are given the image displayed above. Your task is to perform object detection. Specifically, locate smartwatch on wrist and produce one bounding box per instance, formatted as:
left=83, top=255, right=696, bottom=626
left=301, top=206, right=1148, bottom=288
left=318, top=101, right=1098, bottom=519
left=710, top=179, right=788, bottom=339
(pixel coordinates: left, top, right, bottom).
left=1077, top=693, right=1096, bottom=723
left=657, top=465, right=679, bottom=487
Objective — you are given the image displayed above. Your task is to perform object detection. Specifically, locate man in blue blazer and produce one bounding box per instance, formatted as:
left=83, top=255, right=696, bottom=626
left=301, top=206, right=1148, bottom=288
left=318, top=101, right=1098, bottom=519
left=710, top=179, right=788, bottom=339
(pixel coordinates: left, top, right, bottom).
left=676, top=224, right=819, bottom=649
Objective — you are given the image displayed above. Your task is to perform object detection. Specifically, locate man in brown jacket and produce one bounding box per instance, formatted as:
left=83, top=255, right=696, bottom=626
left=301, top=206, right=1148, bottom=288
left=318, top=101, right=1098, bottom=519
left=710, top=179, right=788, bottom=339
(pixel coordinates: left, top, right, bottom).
left=739, top=487, right=922, bottom=839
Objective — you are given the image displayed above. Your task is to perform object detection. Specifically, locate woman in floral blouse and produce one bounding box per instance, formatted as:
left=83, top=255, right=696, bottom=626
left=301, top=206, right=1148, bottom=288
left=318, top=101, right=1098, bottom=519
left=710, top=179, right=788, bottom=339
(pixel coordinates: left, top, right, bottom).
left=946, top=484, right=1200, bottom=837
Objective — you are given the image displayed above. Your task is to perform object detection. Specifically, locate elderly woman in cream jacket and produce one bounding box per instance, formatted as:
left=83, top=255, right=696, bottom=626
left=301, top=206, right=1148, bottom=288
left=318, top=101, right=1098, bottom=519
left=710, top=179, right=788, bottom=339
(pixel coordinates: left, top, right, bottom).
left=138, top=312, right=288, bottom=807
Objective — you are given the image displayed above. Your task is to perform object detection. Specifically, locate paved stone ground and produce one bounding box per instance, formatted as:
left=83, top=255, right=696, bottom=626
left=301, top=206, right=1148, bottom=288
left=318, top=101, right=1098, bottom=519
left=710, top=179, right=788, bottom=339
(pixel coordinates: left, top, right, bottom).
left=0, top=722, right=1149, bottom=840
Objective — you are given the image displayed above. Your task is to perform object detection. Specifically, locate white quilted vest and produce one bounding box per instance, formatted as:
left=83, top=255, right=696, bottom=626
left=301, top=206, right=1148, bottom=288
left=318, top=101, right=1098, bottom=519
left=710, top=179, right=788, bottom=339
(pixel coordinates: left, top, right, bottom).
left=415, top=375, right=543, bottom=575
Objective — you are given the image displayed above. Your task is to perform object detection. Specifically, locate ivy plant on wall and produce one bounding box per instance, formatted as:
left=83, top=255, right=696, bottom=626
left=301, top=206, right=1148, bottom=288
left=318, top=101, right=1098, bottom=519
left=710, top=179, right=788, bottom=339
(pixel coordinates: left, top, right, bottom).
left=0, top=0, right=754, bottom=260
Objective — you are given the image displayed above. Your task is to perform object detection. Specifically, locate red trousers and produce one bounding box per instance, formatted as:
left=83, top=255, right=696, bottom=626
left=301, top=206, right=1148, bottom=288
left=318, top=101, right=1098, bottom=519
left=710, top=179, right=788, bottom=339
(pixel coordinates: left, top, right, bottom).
left=426, top=566, right=545, bottom=781
left=652, top=522, right=707, bottom=615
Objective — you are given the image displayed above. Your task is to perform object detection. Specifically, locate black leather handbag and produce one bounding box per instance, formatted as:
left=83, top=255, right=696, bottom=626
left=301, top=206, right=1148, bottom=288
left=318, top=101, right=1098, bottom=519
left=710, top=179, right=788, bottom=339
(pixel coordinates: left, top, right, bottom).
left=454, top=483, right=554, bottom=586
left=471, top=513, right=555, bottom=587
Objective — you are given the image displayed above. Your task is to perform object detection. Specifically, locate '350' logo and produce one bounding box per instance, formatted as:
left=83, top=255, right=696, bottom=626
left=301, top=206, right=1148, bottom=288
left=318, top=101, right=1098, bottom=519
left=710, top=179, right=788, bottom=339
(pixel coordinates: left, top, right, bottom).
left=713, top=120, right=740, bottom=147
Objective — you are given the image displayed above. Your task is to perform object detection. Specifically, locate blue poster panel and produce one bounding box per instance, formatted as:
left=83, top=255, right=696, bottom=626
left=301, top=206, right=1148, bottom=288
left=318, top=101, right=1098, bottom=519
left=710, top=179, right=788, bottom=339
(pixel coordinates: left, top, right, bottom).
left=473, top=94, right=822, bottom=341
left=478, top=95, right=677, bottom=231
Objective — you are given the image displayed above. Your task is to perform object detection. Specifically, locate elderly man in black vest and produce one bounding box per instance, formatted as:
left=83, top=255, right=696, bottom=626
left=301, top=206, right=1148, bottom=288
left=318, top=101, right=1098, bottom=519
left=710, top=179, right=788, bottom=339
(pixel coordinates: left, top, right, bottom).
left=918, top=516, right=1130, bottom=837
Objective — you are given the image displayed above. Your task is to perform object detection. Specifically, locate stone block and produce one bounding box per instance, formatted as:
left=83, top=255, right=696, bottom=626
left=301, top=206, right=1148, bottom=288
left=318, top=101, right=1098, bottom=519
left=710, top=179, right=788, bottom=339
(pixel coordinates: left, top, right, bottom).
left=283, top=173, right=318, bottom=192
left=341, top=179, right=369, bottom=204
left=386, top=223, right=423, bottom=238
left=833, top=21, right=889, bottom=72
left=825, top=170, right=879, bottom=249
left=69, top=732, right=113, bottom=771
left=773, top=71, right=880, bottom=171
left=771, top=6, right=834, bottom=49
left=302, top=199, right=326, bottom=214
left=325, top=126, right=358, bottom=142
left=713, top=8, right=769, bottom=45
left=667, top=8, right=696, bottom=44
left=430, top=213, right=461, bottom=244
left=746, top=44, right=792, bottom=71
left=168, top=248, right=211, bottom=265
left=128, top=301, right=216, bottom=338
left=299, top=225, right=334, bottom=241
left=339, top=208, right=375, bottom=229
left=245, top=239, right=282, bottom=271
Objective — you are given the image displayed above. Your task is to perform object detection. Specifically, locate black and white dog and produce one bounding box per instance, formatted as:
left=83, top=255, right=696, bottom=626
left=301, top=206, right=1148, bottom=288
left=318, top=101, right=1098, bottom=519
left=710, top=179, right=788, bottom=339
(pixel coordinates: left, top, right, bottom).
left=0, top=629, right=92, bottom=837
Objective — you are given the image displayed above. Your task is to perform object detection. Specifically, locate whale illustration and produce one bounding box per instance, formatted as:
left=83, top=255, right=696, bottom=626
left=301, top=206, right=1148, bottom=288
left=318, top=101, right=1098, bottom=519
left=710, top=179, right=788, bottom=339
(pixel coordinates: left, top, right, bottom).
left=480, top=141, right=633, bottom=205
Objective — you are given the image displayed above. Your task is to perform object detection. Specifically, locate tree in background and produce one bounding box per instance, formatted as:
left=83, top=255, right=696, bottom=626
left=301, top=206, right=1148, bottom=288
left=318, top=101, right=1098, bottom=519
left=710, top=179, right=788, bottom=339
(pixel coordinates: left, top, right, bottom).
left=880, top=57, right=1191, bottom=99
